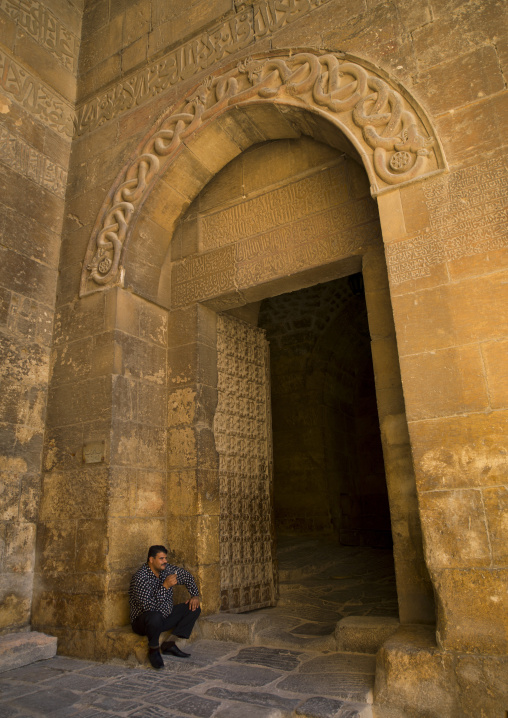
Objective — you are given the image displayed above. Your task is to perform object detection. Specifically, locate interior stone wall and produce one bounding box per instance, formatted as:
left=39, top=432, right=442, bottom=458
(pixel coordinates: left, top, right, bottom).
left=258, top=277, right=390, bottom=546
left=0, top=0, right=82, bottom=634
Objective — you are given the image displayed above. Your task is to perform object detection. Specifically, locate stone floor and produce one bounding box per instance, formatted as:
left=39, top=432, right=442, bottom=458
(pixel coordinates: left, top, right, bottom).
left=0, top=538, right=399, bottom=718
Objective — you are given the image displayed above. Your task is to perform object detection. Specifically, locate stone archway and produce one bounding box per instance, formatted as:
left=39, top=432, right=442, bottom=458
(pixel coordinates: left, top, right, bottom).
left=33, top=50, right=446, bottom=659
left=79, top=49, right=446, bottom=300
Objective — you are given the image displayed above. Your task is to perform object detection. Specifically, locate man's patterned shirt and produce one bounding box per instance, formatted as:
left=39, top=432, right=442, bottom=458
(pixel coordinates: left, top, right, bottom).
left=129, top=563, right=199, bottom=623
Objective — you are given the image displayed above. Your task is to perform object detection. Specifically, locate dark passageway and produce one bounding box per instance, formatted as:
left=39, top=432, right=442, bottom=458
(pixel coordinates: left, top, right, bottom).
left=258, top=274, right=392, bottom=550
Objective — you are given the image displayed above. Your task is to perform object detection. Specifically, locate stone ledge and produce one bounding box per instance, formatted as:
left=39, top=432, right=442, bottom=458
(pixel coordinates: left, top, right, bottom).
left=103, top=627, right=175, bottom=666
left=194, top=612, right=263, bottom=644
left=335, top=616, right=400, bottom=654
left=0, top=631, right=57, bottom=674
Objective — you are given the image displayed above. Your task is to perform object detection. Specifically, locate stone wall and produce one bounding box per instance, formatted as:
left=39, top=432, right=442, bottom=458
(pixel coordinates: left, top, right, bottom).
left=0, top=0, right=82, bottom=634
left=0, top=0, right=506, bottom=713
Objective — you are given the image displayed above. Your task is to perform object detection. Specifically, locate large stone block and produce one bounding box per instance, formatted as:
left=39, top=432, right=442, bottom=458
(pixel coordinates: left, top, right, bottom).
left=0, top=632, right=57, bottom=674
left=409, top=410, right=508, bottom=491
left=400, top=346, right=489, bottom=421
left=39, top=467, right=109, bottom=521
left=434, top=567, right=508, bottom=654
left=336, top=616, right=400, bottom=654
left=419, top=489, right=491, bottom=569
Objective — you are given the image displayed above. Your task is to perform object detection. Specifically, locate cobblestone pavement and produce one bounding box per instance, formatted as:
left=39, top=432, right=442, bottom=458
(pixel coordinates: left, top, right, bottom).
left=0, top=640, right=374, bottom=718
left=0, top=540, right=397, bottom=718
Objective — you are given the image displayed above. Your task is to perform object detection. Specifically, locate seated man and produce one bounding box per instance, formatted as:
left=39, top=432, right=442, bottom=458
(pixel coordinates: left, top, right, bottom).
left=129, top=544, right=201, bottom=669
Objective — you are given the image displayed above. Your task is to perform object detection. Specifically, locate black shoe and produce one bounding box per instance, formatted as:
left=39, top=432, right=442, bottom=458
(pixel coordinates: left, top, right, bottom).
left=148, top=649, right=164, bottom=669
left=162, top=644, right=190, bottom=658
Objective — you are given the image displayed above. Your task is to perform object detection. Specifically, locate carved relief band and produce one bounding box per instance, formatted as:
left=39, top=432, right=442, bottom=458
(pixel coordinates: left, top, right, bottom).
left=0, top=126, right=67, bottom=197
left=386, top=157, right=508, bottom=285
left=0, top=47, right=74, bottom=138
left=81, top=50, right=445, bottom=296
left=74, top=0, right=334, bottom=137
left=0, top=0, right=79, bottom=72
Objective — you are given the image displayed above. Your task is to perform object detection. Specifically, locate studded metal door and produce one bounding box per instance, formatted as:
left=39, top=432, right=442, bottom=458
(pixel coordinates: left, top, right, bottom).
left=214, top=314, right=278, bottom=612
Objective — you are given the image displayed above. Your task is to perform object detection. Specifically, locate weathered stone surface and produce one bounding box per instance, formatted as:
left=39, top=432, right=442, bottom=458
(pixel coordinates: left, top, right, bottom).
left=230, top=646, right=303, bottom=672
left=336, top=617, right=400, bottom=655
left=0, top=631, right=57, bottom=673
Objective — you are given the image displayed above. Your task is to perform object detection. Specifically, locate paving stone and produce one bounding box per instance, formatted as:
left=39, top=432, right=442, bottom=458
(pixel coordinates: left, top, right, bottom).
left=295, top=696, right=360, bottom=717
left=164, top=641, right=239, bottom=672
left=10, top=687, right=81, bottom=714
left=289, top=622, right=336, bottom=636
left=78, top=664, right=132, bottom=678
left=0, top=683, right=40, bottom=700
left=79, top=692, right=147, bottom=713
left=45, top=657, right=98, bottom=672
left=214, top=704, right=286, bottom=718
left=43, top=673, right=110, bottom=692
left=0, top=705, right=22, bottom=718
left=229, top=647, right=303, bottom=671
left=277, top=606, right=341, bottom=622
left=129, top=707, right=192, bottom=718
left=0, top=663, right=63, bottom=683
left=171, top=694, right=221, bottom=717
left=206, top=686, right=300, bottom=712
left=143, top=689, right=188, bottom=705
left=197, top=663, right=282, bottom=687
left=52, top=708, right=113, bottom=718
left=128, top=672, right=204, bottom=690
left=92, top=683, right=149, bottom=700
left=277, top=672, right=374, bottom=703
left=298, top=653, right=376, bottom=675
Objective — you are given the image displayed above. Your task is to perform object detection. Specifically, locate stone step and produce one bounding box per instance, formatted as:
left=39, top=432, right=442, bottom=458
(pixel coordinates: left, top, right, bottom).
left=0, top=631, right=57, bottom=674
left=335, top=616, right=399, bottom=654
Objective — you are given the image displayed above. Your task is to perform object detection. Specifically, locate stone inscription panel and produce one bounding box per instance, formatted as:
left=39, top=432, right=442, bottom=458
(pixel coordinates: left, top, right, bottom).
left=236, top=202, right=379, bottom=287
left=171, top=163, right=381, bottom=307
left=0, top=0, right=79, bottom=72
left=74, top=0, right=334, bottom=136
left=201, top=164, right=351, bottom=251
left=215, top=314, right=276, bottom=612
left=0, top=47, right=74, bottom=138
left=171, top=246, right=236, bottom=308
left=0, top=126, right=67, bottom=198
left=386, top=157, right=508, bottom=285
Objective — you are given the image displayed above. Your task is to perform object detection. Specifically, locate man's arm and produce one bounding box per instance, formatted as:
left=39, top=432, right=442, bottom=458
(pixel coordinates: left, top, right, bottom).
left=130, top=568, right=171, bottom=612
left=162, top=564, right=200, bottom=607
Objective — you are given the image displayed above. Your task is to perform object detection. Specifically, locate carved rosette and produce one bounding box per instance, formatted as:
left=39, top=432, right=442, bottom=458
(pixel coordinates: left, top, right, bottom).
left=80, top=50, right=446, bottom=296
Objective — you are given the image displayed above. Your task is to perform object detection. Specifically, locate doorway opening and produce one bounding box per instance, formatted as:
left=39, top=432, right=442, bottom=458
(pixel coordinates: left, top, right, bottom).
left=255, top=274, right=399, bottom=636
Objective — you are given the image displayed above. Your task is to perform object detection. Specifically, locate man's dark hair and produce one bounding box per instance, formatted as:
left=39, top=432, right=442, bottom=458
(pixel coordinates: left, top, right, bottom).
left=147, top=545, right=168, bottom=561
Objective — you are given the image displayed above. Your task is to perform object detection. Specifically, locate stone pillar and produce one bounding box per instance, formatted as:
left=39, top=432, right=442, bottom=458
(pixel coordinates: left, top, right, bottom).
left=363, top=245, right=435, bottom=625
left=33, top=287, right=169, bottom=657
left=167, top=303, right=221, bottom=614
left=379, top=171, right=508, bottom=655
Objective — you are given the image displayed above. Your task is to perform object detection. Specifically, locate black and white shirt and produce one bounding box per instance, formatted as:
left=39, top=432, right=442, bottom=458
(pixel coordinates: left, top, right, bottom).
left=129, top=563, right=199, bottom=623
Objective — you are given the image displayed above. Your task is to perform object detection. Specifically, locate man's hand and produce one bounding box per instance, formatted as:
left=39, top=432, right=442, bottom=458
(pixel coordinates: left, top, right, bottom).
left=186, top=596, right=200, bottom=611
left=163, top=573, right=178, bottom=589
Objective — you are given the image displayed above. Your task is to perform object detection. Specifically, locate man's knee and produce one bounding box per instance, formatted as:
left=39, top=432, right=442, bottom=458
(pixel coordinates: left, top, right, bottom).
left=142, top=611, right=165, bottom=631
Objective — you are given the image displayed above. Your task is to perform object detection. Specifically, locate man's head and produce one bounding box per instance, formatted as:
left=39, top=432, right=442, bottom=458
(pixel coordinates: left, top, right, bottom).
left=147, top=545, right=168, bottom=576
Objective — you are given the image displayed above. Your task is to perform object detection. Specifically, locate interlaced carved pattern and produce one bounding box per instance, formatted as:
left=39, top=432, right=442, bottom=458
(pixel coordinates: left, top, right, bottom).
left=81, top=51, right=444, bottom=294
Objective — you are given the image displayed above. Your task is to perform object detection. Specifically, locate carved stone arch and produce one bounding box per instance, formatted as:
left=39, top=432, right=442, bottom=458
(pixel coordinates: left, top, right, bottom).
left=80, top=48, right=447, bottom=299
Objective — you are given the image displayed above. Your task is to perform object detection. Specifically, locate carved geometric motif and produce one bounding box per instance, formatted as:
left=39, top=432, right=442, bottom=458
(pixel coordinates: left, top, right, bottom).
left=81, top=50, right=445, bottom=296
left=215, top=314, right=277, bottom=612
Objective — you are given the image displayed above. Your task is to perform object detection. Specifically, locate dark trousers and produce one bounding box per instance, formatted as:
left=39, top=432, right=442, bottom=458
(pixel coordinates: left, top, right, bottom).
left=132, top=604, right=201, bottom=648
